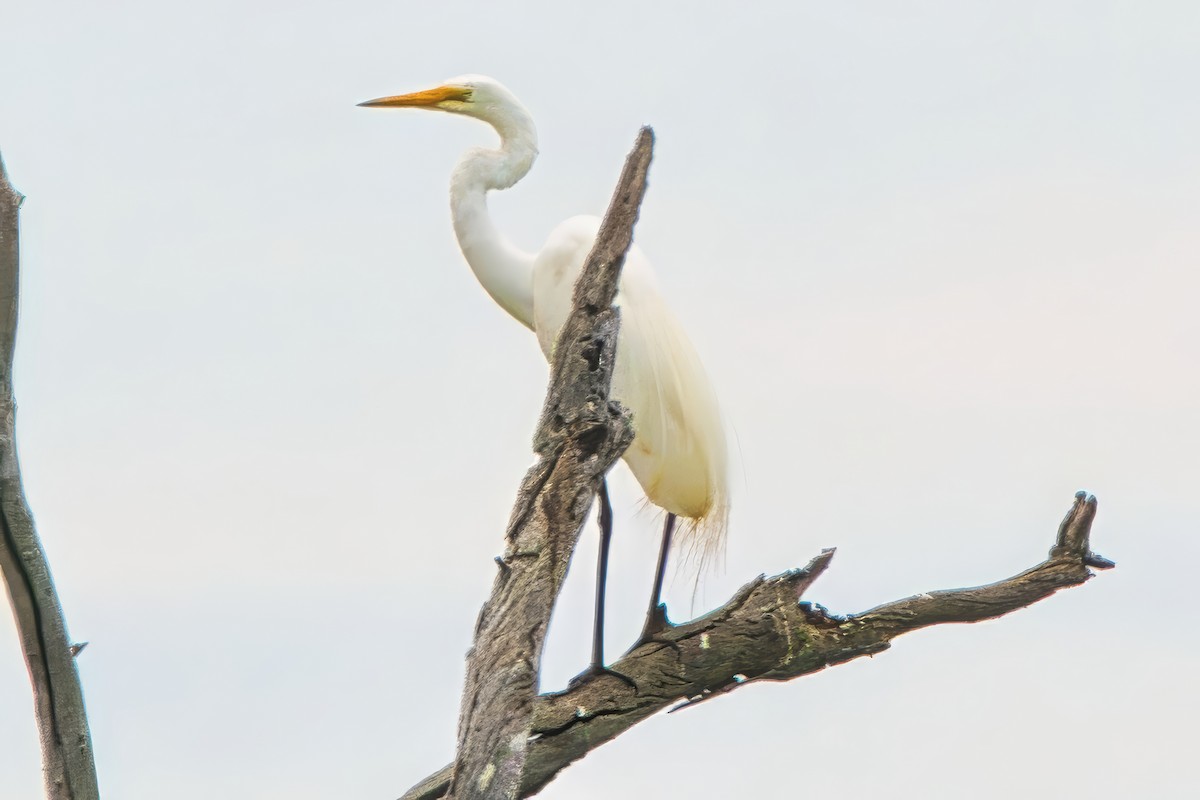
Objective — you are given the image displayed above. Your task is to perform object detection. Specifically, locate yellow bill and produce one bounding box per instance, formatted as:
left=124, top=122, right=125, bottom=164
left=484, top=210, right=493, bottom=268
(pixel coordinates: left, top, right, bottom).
left=357, top=85, right=472, bottom=108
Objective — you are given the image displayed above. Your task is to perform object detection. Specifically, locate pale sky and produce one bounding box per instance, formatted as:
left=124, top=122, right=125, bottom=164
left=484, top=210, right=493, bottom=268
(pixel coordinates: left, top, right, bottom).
left=2, top=1, right=1197, bottom=798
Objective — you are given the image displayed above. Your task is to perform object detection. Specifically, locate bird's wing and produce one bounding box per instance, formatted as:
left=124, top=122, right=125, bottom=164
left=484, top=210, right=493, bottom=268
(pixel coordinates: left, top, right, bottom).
left=531, top=216, right=729, bottom=565
left=615, top=258, right=730, bottom=564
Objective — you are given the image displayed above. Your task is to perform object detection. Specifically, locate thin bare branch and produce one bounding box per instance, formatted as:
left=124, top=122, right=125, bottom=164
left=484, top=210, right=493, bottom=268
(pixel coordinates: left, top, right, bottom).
left=446, top=129, right=654, bottom=800
left=402, top=492, right=1112, bottom=799
left=0, top=152, right=101, bottom=800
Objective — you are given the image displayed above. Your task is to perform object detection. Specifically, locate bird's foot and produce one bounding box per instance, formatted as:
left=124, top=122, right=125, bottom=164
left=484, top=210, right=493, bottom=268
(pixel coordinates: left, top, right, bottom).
left=569, top=661, right=638, bottom=691
left=625, top=603, right=682, bottom=658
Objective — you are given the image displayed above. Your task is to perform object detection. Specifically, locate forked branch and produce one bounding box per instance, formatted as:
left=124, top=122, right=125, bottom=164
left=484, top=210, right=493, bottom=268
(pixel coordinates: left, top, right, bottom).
left=403, top=493, right=1112, bottom=800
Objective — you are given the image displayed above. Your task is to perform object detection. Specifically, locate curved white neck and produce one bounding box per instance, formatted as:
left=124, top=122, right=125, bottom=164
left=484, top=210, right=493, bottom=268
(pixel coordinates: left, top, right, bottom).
left=449, top=111, right=539, bottom=329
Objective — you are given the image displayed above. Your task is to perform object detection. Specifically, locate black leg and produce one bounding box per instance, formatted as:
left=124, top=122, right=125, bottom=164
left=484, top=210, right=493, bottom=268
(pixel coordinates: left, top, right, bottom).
left=641, top=513, right=676, bottom=640
left=591, top=478, right=614, bottom=671
left=571, top=480, right=636, bottom=690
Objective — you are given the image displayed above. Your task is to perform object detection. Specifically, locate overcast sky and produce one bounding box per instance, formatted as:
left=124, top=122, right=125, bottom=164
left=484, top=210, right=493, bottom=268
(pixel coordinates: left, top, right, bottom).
left=2, top=1, right=1197, bottom=798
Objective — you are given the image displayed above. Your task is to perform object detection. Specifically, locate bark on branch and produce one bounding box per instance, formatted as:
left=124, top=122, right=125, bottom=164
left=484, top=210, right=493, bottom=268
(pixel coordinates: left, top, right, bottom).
left=445, top=129, right=654, bottom=800
left=403, top=492, right=1113, bottom=800
left=0, top=152, right=101, bottom=799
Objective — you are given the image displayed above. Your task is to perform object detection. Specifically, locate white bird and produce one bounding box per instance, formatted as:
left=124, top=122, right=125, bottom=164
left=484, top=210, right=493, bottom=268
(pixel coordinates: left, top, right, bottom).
left=360, top=76, right=729, bottom=673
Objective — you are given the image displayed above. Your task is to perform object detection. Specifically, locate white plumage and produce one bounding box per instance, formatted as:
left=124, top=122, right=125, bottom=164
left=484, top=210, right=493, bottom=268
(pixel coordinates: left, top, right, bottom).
left=360, top=76, right=729, bottom=664
left=531, top=215, right=728, bottom=550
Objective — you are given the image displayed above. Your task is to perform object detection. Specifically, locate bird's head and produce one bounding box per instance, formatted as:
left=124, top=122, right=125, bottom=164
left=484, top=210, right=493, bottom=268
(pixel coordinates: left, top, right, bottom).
left=358, top=75, right=538, bottom=175
left=358, top=75, right=520, bottom=122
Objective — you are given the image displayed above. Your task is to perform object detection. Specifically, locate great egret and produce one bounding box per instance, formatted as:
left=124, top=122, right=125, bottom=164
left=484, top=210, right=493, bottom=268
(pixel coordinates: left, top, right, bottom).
left=360, top=76, right=729, bottom=673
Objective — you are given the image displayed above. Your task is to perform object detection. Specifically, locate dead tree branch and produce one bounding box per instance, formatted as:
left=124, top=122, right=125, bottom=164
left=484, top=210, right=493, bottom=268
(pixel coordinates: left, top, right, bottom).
left=403, top=492, right=1113, bottom=800
left=446, top=129, right=654, bottom=800
left=0, top=152, right=100, bottom=799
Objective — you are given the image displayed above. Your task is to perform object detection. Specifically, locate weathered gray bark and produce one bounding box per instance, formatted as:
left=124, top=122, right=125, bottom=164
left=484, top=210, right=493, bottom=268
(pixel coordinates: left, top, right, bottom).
left=403, top=493, right=1113, bottom=800
left=0, top=152, right=101, bottom=799
left=446, top=129, right=653, bottom=800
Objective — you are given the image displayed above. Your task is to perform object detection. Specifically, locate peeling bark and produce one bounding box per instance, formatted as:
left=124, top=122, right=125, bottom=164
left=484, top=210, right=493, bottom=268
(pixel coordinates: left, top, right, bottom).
left=446, top=129, right=654, bottom=800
